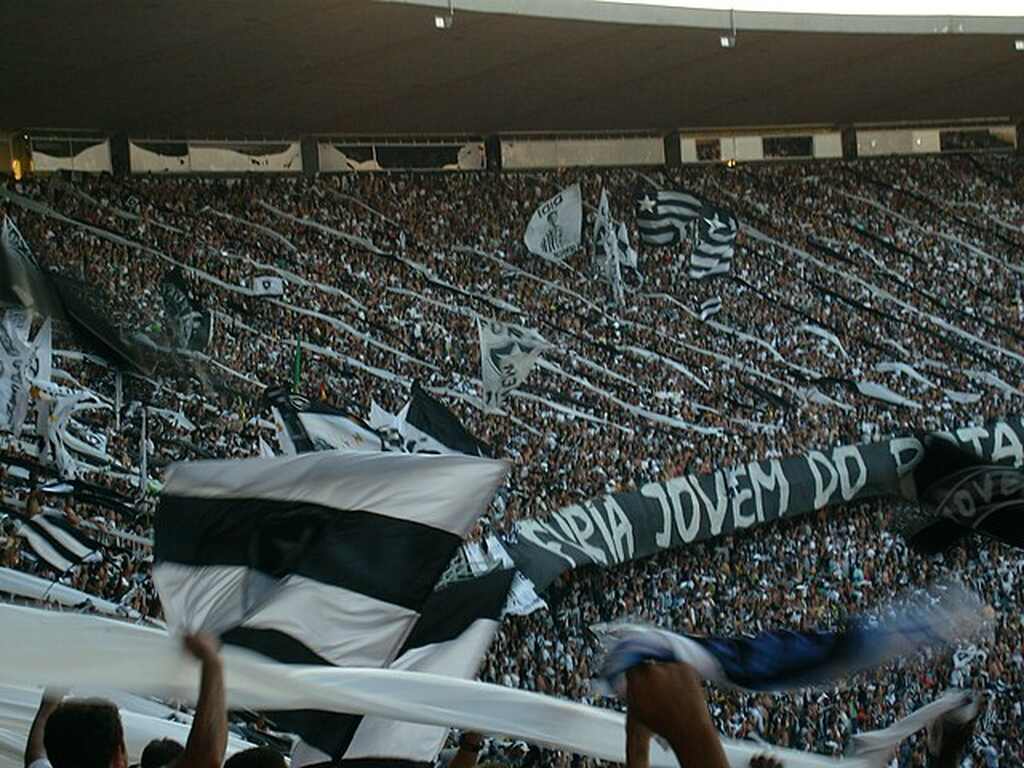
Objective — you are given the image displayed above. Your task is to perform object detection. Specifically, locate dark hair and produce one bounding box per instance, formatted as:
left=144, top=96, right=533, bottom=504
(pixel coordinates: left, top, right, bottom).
left=44, top=699, right=125, bottom=768
left=141, top=739, right=184, bottom=768
left=223, top=747, right=287, bottom=768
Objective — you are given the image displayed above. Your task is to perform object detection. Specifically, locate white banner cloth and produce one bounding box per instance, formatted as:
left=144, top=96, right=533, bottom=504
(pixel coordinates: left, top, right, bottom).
left=0, top=604, right=885, bottom=768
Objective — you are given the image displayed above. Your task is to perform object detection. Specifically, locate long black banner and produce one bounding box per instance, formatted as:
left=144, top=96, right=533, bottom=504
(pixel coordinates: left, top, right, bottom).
left=504, top=417, right=1024, bottom=590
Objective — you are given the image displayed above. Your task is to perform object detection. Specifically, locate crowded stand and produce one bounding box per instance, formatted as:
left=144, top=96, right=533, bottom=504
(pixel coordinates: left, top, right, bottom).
left=1, top=150, right=1023, bottom=766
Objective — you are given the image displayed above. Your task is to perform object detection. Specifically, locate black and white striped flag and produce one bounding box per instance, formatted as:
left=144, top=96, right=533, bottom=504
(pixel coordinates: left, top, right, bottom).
left=265, top=385, right=384, bottom=455
left=10, top=510, right=102, bottom=573
left=400, top=381, right=493, bottom=457
left=634, top=189, right=702, bottom=247
left=690, top=202, right=738, bottom=280
left=293, top=569, right=515, bottom=767
left=699, top=296, right=722, bottom=322
left=153, top=450, right=508, bottom=763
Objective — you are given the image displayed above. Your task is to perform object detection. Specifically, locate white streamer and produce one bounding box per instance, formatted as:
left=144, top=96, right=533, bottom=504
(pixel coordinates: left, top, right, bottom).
left=0, top=604, right=881, bottom=768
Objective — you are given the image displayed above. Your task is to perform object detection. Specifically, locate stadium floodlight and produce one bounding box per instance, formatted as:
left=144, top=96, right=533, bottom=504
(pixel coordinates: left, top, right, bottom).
left=720, top=8, right=737, bottom=48
left=435, top=0, right=454, bottom=29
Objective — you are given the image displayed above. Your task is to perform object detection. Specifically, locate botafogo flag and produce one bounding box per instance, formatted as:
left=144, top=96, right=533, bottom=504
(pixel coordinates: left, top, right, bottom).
left=478, top=319, right=549, bottom=413
left=691, top=201, right=738, bottom=279
left=160, top=269, right=214, bottom=353
left=593, top=189, right=624, bottom=304
left=295, top=569, right=515, bottom=767
left=0, top=310, right=51, bottom=436
left=9, top=509, right=102, bottom=573
left=523, top=184, right=583, bottom=261
left=264, top=385, right=384, bottom=455
left=153, top=450, right=509, bottom=762
left=0, top=215, right=65, bottom=319
left=398, top=381, right=493, bottom=457
left=616, top=221, right=638, bottom=270
left=699, top=296, right=723, bottom=322
left=635, top=189, right=702, bottom=247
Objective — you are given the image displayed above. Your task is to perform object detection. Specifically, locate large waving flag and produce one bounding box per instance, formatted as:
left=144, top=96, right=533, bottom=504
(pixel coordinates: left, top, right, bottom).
left=154, top=450, right=508, bottom=762
left=294, top=569, right=514, bottom=767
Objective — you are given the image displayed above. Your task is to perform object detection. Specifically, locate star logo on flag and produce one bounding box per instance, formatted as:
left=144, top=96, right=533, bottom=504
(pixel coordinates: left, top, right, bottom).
left=704, top=213, right=725, bottom=233
left=638, top=195, right=656, bottom=213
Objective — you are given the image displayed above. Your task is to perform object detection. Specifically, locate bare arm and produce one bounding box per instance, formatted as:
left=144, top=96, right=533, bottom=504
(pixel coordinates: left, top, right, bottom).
left=24, top=690, right=63, bottom=768
left=626, top=663, right=730, bottom=768
left=449, top=732, right=484, bottom=768
left=178, top=635, right=227, bottom=768
left=625, top=710, right=652, bottom=768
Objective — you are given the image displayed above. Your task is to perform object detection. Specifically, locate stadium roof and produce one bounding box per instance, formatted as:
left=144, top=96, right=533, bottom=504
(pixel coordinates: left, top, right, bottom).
left=4, top=0, right=1023, bottom=137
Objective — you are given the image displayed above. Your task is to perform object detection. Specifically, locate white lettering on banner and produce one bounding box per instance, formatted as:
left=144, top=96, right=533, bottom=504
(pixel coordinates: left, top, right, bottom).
left=604, top=497, right=636, bottom=562
left=643, top=482, right=674, bottom=549
left=585, top=500, right=618, bottom=562
left=555, top=505, right=609, bottom=565
left=890, top=437, right=924, bottom=477
left=991, top=421, right=1023, bottom=467
left=671, top=476, right=702, bottom=543
left=956, top=426, right=989, bottom=457
left=833, top=445, right=868, bottom=501
left=515, top=520, right=579, bottom=569
left=749, top=459, right=790, bottom=523
left=730, top=466, right=756, bottom=529
left=808, top=451, right=839, bottom=509
left=691, top=473, right=729, bottom=536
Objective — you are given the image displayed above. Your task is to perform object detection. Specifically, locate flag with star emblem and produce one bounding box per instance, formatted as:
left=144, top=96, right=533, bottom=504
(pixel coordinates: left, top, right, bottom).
left=635, top=189, right=702, bottom=247
left=691, top=202, right=738, bottom=280
left=478, top=319, right=550, bottom=413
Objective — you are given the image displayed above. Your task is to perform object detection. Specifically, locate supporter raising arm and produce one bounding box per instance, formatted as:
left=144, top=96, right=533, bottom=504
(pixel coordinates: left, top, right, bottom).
left=24, top=689, right=64, bottom=768
left=624, top=662, right=786, bottom=768
left=178, top=634, right=228, bottom=768
left=624, top=662, right=729, bottom=768
left=32, top=635, right=225, bottom=768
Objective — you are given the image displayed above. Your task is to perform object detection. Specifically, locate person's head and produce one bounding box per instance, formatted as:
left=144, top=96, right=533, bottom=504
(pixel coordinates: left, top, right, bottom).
left=140, top=738, right=184, bottom=768
left=223, top=747, right=287, bottom=768
left=44, top=699, right=126, bottom=768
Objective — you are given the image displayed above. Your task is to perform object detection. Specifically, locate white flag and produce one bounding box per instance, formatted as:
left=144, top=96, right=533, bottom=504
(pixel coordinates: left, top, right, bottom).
left=524, top=184, right=582, bottom=261
left=593, top=190, right=624, bottom=305
left=616, top=222, right=638, bottom=270
left=252, top=276, right=285, bottom=297
left=0, top=311, right=50, bottom=436
left=479, top=319, right=549, bottom=413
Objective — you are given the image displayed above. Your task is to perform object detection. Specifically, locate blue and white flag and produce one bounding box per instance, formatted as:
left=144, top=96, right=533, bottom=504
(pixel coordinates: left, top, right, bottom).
left=597, top=582, right=987, bottom=695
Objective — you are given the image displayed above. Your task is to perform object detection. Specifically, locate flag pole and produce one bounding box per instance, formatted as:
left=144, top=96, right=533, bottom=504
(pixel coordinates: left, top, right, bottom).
left=138, top=405, right=147, bottom=500
left=292, top=340, right=302, bottom=391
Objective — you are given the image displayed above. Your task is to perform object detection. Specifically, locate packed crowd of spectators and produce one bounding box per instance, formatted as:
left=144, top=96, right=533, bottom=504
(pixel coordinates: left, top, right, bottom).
left=1, top=150, right=1022, bottom=765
